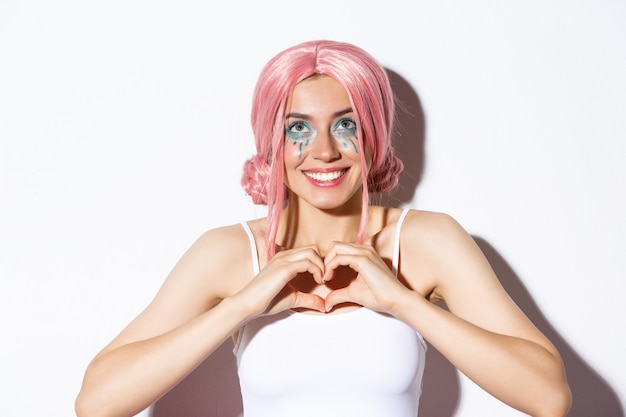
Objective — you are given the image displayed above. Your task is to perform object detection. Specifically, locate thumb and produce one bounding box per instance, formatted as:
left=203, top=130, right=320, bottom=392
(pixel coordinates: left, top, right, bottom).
left=293, top=292, right=326, bottom=313
left=324, top=288, right=353, bottom=312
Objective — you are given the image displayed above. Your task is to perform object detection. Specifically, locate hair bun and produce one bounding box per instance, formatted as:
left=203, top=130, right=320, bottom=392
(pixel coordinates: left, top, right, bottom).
left=241, top=154, right=270, bottom=205
left=368, top=153, right=404, bottom=194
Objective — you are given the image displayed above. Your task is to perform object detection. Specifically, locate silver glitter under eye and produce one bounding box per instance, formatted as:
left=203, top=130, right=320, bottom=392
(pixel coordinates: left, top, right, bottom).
left=286, top=121, right=317, bottom=158
left=284, top=118, right=359, bottom=158
left=332, top=118, right=359, bottom=153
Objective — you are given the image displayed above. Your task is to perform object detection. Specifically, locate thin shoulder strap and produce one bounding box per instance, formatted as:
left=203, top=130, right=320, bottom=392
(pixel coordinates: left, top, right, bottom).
left=391, top=208, right=411, bottom=276
left=240, top=222, right=260, bottom=275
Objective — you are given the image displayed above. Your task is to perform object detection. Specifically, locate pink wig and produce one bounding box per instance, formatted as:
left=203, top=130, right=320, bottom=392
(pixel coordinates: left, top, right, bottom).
left=241, top=40, right=403, bottom=259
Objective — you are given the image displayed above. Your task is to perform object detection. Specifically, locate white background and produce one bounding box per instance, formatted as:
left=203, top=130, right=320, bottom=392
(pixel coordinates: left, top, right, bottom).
left=1, top=1, right=625, bottom=416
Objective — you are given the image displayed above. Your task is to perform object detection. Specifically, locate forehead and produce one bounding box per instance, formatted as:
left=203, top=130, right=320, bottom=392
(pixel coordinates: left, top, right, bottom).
left=287, top=75, right=351, bottom=114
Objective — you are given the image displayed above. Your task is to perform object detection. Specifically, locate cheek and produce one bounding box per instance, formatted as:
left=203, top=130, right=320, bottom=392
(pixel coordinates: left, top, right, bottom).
left=284, top=140, right=307, bottom=163
left=332, top=130, right=359, bottom=154
left=284, top=133, right=316, bottom=159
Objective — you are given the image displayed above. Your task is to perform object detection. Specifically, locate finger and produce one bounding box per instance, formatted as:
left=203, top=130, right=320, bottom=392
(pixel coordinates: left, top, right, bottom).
left=324, top=253, right=368, bottom=282
left=300, top=258, right=325, bottom=284
left=322, top=242, right=348, bottom=281
left=276, top=257, right=324, bottom=285
left=324, top=288, right=354, bottom=312
left=303, top=245, right=326, bottom=284
left=280, top=246, right=326, bottom=284
left=292, top=292, right=326, bottom=313
left=268, top=287, right=325, bottom=315
left=323, top=242, right=373, bottom=279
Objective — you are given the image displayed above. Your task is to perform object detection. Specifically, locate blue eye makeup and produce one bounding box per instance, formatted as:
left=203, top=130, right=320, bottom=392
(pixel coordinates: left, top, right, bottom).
left=286, top=121, right=316, bottom=158
left=332, top=117, right=359, bottom=153
left=286, top=121, right=315, bottom=138
left=284, top=117, right=359, bottom=158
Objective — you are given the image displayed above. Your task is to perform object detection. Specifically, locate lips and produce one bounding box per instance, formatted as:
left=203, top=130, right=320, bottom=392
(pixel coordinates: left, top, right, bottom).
left=303, top=169, right=348, bottom=182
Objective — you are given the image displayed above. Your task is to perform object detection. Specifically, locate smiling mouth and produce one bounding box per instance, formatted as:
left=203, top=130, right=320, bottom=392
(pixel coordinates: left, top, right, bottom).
left=304, top=169, right=348, bottom=182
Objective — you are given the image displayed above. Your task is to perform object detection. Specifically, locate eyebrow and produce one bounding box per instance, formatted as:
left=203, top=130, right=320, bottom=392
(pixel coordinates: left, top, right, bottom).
left=285, top=107, right=353, bottom=120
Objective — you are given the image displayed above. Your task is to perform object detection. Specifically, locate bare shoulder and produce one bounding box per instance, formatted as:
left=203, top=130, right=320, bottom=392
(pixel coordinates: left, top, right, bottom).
left=193, top=223, right=250, bottom=261
left=402, top=208, right=465, bottom=234
left=97, top=221, right=259, bottom=353
left=400, top=209, right=472, bottom=254
left=157, top=219, right=263, bottom=306
left=181, top=222, right=259, bottom=298
left=397, top=209, right=481, bottom=300
left=399, top=209, right=559, bottom=350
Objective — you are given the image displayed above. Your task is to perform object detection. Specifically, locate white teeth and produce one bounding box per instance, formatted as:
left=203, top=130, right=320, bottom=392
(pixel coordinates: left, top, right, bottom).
left=305, top=170, right=346, bottom=182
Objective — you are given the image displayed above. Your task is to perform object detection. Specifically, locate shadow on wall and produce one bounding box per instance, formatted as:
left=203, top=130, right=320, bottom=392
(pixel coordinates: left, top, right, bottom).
left=377, top=69, right=425, bottom=208
left=386, top=69, right=462, bottom=416
left=475, top=237, right=625, bottom=417
left=150, top=68, right=623, bottom=417
left=385, top=68, right=624, bottom=416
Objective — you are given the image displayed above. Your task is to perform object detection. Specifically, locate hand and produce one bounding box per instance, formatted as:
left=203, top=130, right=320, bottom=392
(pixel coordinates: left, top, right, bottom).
left=323, top=241, right=410, bottom=314
left=233, top=245, right=327, bottom=317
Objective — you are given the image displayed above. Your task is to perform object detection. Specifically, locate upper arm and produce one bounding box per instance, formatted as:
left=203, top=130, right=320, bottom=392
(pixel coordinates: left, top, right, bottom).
left=403, top=211, right=557, bottom=353
left=96, top=224, right=251, bottom=356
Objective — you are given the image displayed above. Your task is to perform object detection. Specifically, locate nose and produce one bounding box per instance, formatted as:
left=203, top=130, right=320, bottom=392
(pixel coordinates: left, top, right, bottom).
left=311, top=129, right=341, bottom=161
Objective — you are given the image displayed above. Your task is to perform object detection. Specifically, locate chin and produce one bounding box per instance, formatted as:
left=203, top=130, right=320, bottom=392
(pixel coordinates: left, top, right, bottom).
left=305, top=192, right=363, bottom=212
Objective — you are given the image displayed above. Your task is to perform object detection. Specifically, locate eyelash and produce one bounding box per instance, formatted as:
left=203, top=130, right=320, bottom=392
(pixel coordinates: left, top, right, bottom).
left=334, top=118, right=357, bottom=132
left=284, top=117, right=358, bottom=148
left=286, top=121, right=314, bottom=139
left=286, top=118, right=356, bottom=133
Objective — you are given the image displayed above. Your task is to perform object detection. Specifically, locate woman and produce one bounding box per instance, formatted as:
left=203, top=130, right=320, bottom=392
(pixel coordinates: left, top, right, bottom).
left=76, top=40, right=571, bottom=417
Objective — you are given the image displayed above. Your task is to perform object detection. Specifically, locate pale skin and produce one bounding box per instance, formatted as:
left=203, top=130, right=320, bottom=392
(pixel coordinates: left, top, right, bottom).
left=76, top=76, right=571, bottom=417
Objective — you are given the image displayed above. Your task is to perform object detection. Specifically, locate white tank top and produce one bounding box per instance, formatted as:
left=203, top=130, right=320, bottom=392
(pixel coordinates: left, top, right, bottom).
left=234, top=208, right=426, bottom=417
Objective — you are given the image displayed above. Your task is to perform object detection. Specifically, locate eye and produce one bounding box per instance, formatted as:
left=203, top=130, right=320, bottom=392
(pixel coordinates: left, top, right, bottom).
left=333, top=118, right=357, bottom=134
left=286, top=121, right=312, bottom=135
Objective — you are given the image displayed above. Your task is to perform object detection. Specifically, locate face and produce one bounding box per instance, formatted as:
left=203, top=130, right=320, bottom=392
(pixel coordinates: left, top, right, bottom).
left=283, top=75, right=371, bottom=211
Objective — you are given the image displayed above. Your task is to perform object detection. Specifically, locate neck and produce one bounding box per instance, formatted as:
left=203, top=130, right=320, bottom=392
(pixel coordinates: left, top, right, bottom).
left=277, top=197, right=365, bottom=255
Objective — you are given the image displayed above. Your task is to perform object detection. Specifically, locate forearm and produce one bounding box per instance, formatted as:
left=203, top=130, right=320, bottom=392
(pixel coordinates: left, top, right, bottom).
left=393, top=292, right=570, bottom=417
left=75, top=297, right=251, bottom=417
